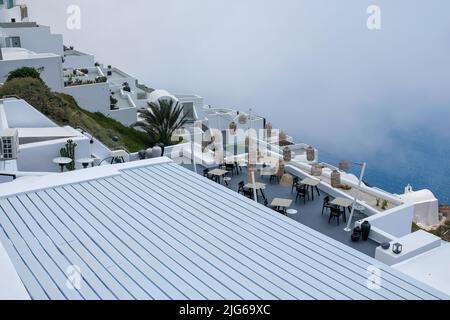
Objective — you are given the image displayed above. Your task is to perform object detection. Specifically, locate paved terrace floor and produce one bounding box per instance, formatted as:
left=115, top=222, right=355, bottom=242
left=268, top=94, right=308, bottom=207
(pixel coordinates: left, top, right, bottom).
left=180, top=161, right=379, bottom=258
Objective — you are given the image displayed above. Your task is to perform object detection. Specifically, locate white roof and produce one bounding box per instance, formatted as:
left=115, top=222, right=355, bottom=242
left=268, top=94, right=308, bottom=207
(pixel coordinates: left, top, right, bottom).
left=0, top=158, right=446, bottom=300
left=1, top=48, right=59, bottom=60
left=148, top=89, right=178, bottom=104
left=393, top=244, right=450, bottom=296
left=0, top=241, right=29, bottom=299
left=17, top=127, right=82, bottom=139
left=400, top=189, right=438, bottom=203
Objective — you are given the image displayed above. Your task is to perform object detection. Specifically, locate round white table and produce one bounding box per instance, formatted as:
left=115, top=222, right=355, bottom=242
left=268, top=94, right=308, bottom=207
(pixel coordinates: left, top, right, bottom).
left=286, top=209, right=298, bottom=215
left=77, top=158, right=95, bottom=169
left=53, top=157, right=73, bottom=172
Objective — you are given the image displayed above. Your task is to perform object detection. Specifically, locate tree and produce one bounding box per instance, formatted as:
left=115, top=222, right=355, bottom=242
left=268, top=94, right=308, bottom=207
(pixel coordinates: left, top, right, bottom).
left=134, top=99, right=188, bottom=146
left=6, top=67, right=44, bottom=83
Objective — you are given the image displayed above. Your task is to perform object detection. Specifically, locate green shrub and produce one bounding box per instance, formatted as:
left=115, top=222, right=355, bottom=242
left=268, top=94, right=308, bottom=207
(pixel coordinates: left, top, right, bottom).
left=0, top=77, right=151, bottom=152
left=6, top=67, right=43, bottom=83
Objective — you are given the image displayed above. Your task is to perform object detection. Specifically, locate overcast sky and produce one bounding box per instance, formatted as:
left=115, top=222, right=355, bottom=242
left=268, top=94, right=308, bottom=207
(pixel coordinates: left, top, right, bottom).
left=24, top=0, right=450, bottom=161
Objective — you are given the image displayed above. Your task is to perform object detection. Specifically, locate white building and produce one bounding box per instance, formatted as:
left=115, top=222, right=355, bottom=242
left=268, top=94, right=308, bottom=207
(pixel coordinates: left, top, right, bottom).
left=0, top=0, right=28, bottom=23
left=0, top=47, right=63, bottom=91
left=0, top=21, right=63, bottom=56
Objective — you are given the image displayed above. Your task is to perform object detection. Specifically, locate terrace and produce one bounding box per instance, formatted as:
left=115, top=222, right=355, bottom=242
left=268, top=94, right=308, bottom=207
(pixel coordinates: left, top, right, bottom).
left=180, top=159, right=379, bottom=257
left=63, top=67, right=106, bottom=87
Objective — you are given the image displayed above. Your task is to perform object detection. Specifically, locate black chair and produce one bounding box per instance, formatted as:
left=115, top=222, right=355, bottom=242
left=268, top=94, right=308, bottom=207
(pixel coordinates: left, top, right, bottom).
left=238, top=181, right=245, bottom=194
left=295, top=185, right=309, bottom=205
left=291, top=177, right=300, bottom=193
left=234, top=162, right=242, bottom=174
left=322, top=196, right=338, bottom=215
left=203, top=168, right=213, bottom=180
left=225, top=163, right=235, bottom=176
left=328, top=207, right=346, bottom=225
left=243, top=188, right=254, bottom=199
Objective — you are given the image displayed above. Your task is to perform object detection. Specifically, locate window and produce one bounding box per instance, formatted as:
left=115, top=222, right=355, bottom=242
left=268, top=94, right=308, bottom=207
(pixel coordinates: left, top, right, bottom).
left=6, top=36, right=21, bottom=48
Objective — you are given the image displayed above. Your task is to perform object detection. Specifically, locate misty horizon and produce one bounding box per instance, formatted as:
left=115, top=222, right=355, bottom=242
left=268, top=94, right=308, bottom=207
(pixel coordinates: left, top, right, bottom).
left=23, top=0, right=450, bottom=201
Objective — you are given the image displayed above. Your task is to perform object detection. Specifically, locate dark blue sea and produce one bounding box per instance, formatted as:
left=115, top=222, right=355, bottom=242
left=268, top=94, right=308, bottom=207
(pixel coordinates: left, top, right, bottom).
left=299, top=130, right=450, bottom=205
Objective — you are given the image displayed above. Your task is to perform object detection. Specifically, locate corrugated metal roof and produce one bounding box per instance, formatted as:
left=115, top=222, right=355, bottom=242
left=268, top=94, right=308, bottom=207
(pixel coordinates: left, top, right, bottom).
left=0, top=160, right=446, bottom=300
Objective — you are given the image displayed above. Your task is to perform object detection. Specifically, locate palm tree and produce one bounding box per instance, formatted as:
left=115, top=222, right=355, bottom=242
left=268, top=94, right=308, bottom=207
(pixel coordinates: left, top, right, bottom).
left=133, top=99, right=188, bottom=146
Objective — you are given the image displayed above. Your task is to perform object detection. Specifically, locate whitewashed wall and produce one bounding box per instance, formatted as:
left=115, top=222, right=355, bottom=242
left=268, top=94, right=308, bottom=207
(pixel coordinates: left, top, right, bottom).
left=18, top=136, right=91, bottom=172
left=0, top=55, right=64, bottom=91
left=63, top=82, right=110, bottom=114
left=63, top=51, right=95, bottom=69
left=0, top=25, right=63, bottom=56
left=109, top=106, right=138, bottom=126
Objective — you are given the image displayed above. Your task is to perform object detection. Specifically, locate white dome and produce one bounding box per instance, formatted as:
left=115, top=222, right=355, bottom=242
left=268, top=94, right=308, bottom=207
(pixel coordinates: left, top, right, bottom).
left=148, top=89, right=178, bottom=104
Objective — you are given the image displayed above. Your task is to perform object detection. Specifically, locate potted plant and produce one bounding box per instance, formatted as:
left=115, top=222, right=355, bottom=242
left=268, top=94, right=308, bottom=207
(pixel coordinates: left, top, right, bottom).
left=123, top=82, right=131, bottom=92
left=376, top=198, right=381, bottom=207
left=382, top=200, right=389, bottom=210
left=361, top=221, right=371, bottom=241
left=110, top=96, right=118, bottom=110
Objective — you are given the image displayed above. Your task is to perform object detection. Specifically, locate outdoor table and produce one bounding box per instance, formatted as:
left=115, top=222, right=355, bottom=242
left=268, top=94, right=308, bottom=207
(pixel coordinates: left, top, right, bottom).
left=52, top=157, right=73, bottom=172
left=244, top=182, right=267, bottom=201
left=209, top=169, right=228, bottom=184
left=301, top=178, right=321, bottom=200
left=330, top=197, right=354, bottom=220
left=271, top=198, right=293, bottom=215
left=77, top=157, right=95, bottom=169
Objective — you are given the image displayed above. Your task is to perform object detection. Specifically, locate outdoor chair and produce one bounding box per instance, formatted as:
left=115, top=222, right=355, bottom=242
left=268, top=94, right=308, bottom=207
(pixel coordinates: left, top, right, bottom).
left=295, top=185, right=309, bottom=205
left=203, top=169, right=213, bottom=180
left=225, top=163, right=235, bottom=176
left=291, top=177, right=300, bottom=193
left=238, top=181, right=245, bottom=194
left=328, top=207, right=346, bottom=225
left=322, top=196, right=338, bottom=215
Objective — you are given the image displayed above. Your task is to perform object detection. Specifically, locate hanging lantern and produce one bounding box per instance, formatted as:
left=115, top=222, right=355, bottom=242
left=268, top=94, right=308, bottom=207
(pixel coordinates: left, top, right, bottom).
left=331, top=170, right=341, bottom=188
left=283, top=147, right=292, bottom=162
left=306, top=146, right=315, bottom=162
left=229, top=121, right=237, bottom=133
left=392, top=243, right=403, bottom=255
left=311, top=164, right=323, bottom=176
left=339, top=160, right=349, bottom=172
left=238, top=113, right=248, bottom=124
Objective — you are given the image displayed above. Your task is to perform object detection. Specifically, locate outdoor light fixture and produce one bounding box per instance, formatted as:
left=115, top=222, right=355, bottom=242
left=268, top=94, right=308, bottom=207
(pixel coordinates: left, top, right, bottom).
left=344, top=161, right=367, bottom=232
left=392, top=243, right=403, bottom=255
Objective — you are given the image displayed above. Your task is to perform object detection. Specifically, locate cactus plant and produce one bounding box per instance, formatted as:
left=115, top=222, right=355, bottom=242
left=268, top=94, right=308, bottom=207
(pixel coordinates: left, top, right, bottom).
left=60, top=139, right=77, bottom=171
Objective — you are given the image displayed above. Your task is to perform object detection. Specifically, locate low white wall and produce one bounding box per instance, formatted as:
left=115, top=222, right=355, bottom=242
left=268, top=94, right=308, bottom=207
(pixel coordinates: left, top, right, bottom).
left=356, top=204, right=415, bottom=243
left=63, top=82, right=110, bottom=114
left=63, top=51, right=95, bottom=69
left=109, top=107, right=137, bottom=126
left=17, top=136, right=91, bottom=172
left=1, top=98, right=56, bottom=128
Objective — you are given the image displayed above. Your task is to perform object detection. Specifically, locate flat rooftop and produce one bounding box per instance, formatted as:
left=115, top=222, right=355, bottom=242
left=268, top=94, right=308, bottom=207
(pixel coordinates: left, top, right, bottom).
left=0, top=158, right=446, bottom=300
left=1, top=47, right=58, bottom=60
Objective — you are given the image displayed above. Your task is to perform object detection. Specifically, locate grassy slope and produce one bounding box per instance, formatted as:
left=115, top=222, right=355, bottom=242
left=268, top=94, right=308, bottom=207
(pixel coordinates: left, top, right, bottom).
left=0, top=77, right=151, bottom=152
